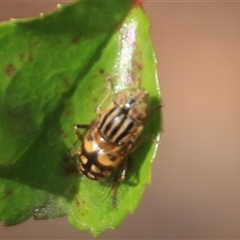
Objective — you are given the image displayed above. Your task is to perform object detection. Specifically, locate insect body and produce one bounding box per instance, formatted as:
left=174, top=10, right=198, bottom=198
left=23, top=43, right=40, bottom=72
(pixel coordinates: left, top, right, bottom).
left=74, top=88, right=149, bottom=205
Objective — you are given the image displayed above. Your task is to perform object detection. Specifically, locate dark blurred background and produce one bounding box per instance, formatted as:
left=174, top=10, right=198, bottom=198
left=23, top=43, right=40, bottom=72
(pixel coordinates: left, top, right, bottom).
left=1, top=1, right=240, bottom=239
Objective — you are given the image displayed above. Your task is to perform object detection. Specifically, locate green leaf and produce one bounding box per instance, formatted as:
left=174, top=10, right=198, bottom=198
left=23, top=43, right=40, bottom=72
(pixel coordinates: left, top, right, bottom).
left=0, top=0, right=162, bottom=236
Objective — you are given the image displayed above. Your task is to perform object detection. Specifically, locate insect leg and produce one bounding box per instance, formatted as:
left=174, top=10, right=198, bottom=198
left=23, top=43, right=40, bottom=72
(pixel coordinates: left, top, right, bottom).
left=112, top=159, right=128, bottom=207
left=74, top=124, right=91, bottom=141
left=96, top=76, right=114, bottom=115
left=143, top=104, right=163, bottom=125
left=150, top=104, right=163, bottom=112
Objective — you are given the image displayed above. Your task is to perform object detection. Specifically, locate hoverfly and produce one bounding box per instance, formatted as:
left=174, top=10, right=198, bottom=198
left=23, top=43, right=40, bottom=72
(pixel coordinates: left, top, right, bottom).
left=73, top=80, right=150, bottom=206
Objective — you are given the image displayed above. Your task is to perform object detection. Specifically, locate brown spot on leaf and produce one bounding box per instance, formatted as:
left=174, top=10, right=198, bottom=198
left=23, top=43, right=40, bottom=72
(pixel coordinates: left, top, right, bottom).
left=19, top=53, right=25, bottom=62
left=99, top=69, right=105, bottom=74
left=60, top=131, right=69, bottom=139
left=88, top=85, right=93, bottom=92
left=28, top=54, right=34, bottom=62
left=2, top=190, right=14, bottom=200
left=136, top=63, right=143, bottom=71
left=63, top=77, right=70, bottom=87
left=5, top=63, right=16, bottom=76
left=100, top=86, right=107, bottom=94
left=75, top=198, right=80, bottom=206
left=72, top=34, right=81, bottom=44
left=70, top=186, right=79, bottom=195
left=63, top=108, right=72, bottom=117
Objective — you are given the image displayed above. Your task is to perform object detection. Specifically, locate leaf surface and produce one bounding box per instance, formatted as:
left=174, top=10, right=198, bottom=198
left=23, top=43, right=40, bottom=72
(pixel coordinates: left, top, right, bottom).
left=0, top=0, right=162, bottom=235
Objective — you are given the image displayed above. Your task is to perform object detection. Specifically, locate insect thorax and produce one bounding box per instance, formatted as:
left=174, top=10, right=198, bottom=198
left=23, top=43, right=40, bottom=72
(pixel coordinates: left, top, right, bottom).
left=98, top=89, right=149, bottom=146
